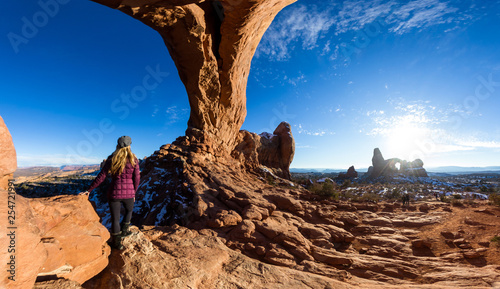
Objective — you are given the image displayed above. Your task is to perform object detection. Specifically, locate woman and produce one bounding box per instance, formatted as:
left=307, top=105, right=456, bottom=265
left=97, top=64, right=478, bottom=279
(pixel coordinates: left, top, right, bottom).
left=80, top=135, right=140, bottom=250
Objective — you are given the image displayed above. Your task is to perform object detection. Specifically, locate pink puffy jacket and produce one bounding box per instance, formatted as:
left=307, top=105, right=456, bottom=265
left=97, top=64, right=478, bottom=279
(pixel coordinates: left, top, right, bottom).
left=87, top=156, right=140, bottom=200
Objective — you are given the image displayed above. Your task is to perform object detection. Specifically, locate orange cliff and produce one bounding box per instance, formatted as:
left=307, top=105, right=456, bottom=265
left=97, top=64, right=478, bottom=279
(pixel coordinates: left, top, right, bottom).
left=0, top=117, right=110, bottom=289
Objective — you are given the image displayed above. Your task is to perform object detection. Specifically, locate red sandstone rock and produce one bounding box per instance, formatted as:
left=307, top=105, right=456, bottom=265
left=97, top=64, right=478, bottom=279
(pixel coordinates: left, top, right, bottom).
left=0, top=116, right=16, bottom=190
left=232, top=122, right=295, bottom=179
left=1, top=193, right=110, bottom=289
left=84, top=226, right=354, bottom=289
left=91, top=0, right=296, bottom=155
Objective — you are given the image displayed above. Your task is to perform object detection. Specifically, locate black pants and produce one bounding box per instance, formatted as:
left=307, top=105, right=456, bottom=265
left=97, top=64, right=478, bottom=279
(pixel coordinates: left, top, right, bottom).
left=109, top=198, right=134, bottom=234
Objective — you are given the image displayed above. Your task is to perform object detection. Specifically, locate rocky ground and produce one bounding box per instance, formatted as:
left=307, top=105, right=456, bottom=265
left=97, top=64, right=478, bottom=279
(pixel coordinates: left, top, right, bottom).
left=14, top=149, right=500, bottom=289
left=32, top=197, right=500, bottom=289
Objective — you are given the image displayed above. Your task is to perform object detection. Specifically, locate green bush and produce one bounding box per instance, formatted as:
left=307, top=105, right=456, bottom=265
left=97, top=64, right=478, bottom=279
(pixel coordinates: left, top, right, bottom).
left=266, top=174, right=277, bottom=186
left=359, top=192, right=380, bottom=203
left=489, top=193, right=500, bottom=206
left=491, top=236, right=500, bottom=247
left=340, top=179, right=351, bottom=189
left=451, top=199, right=463, bottom=207
left=310, top=181, right=339, bottom=200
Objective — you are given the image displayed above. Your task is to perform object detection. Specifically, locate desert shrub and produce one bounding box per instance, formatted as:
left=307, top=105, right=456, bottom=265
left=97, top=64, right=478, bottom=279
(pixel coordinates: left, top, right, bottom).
left=340, top=189, right=358, bottom=201
left=451, top=199, right=464, bottom=207
left=480, top=185, right=492, bottom=193
left=310, top=181, right=339, bottom=200
left=453, top=194, right=463, bottom=200
left=266, top=174, right=277, bottom=186
left=491, top=236, right=500, bottom=243
left=340, top=179, right=351, bottom=189
left=359, top=192, right=380, bottom=203
left=387, top=188, right=402, bottom=201
left=489, top=193, right=500, bottom=206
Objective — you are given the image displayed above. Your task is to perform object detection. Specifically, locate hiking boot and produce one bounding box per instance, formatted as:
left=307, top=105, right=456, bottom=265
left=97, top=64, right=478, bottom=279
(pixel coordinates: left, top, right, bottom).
left=121, top=222, right=132, bottom=237
left=110, top=232, right=124, bottom=250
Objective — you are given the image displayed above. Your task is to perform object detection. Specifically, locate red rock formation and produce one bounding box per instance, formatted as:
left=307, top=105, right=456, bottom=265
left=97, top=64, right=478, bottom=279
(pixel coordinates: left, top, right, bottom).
left=91, top=0, right=297, bottom=155
left=232, top=122, right=295, bottom=179
left=84, top=226, right=353, bottom=289
left=0, top=116, right=16, bottom=190
left=0, top=194, right=111, bottom=289
left=367, top=148, right=428, bottom=178
left=338, top=166, right=358, bottom=180
left=0, top=117, right=110, bottom=289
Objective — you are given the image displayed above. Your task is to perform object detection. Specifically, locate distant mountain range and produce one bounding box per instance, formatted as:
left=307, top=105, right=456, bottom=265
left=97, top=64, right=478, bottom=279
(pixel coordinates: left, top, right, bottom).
left=14, top=165, right=100, bottom=178
left=425, top=166, right=500, bottom=174
left=290, top=166, right=500, bottom=175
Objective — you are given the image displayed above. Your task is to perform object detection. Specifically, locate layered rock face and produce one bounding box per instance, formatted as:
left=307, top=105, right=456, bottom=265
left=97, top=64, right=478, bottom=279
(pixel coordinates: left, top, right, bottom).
left=0, top=116, right=16, bottom=190
left=84, top=226, right=354, bottom=289
left=367, top=148, right=428, bottom=178
left=232, top=122, right=295, bottom=180
left=15, top=196, right=111, bottom=288
left=91, top=0, right=296, bottom=155
left=0, top=118, right=110, bottom=289
left=0, top=195, right=110, bottom=289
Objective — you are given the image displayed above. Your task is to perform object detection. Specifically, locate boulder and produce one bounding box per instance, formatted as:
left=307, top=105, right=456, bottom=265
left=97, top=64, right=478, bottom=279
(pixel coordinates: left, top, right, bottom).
left=1, top=195, right=110, bottom=289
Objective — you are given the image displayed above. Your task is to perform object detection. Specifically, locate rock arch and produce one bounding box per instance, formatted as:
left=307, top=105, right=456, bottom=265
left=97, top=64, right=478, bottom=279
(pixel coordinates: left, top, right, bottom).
left=91, top=0, right=297, bottom=156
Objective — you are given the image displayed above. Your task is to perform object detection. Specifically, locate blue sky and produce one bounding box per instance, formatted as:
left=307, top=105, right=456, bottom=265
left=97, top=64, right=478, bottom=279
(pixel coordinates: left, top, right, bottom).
left=2, top=0, right=500, bottom=169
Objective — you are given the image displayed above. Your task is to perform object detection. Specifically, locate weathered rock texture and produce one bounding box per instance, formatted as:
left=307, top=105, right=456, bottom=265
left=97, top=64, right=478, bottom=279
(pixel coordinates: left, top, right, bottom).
left=84, top=226, right=354, bottom=289
left=367, top=148, right=428, bottom=178
left=0, top=116, right=16, bottom=190
left=120, top=141, right=500, bottom=288
left=91, top=0, right=296, bottom=156
left=232, top=122, right=295, bottom=179
left=0, top=117, right=111, bottom=289
left=1, top=195, right=111, bottom=289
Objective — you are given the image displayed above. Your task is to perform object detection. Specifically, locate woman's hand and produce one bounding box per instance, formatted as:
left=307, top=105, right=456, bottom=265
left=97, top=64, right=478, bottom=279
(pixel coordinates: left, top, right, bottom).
left=79, top=191, right=90, bottom=196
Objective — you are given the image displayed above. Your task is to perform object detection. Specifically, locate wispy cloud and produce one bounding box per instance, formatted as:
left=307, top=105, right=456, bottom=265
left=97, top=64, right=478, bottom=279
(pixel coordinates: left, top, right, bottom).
left=165, top=106, right=189, bottom=125
left=295, top=124, right=335, bottom=137
left=257, top=5, right=334, bottom=61
left=335, top=0, right=395, bottom=34
left=257, top=0, right=475, bottom=61
left=296, top=144, right=317, bottom=149
left=284, top=73, right=306, bottom=86
left=388, top=0, right=459, bottom=34
left=458, top=140, right=500, bottom=149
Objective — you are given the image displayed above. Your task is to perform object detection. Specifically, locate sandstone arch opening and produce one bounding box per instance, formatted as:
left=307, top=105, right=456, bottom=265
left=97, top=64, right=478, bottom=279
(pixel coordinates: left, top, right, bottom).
left=91, top=0, right=297, bottom=157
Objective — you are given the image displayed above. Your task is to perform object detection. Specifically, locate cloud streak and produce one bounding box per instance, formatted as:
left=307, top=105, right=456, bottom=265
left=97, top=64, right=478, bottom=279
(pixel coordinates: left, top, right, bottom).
left=257, top=5, right=334, bottom=61
left=257, top=0, right=474, bottom=61
left=295, top=124, right=335, bottom=137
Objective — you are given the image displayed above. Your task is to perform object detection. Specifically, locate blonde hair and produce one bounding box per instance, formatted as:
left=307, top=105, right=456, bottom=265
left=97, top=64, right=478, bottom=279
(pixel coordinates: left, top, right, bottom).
left=109, top=146, right=137, bottom=176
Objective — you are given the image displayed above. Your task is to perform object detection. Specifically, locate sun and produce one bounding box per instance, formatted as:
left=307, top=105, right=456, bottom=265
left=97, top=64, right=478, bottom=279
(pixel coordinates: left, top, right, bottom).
left=385, top=118, right=428, bottom=161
